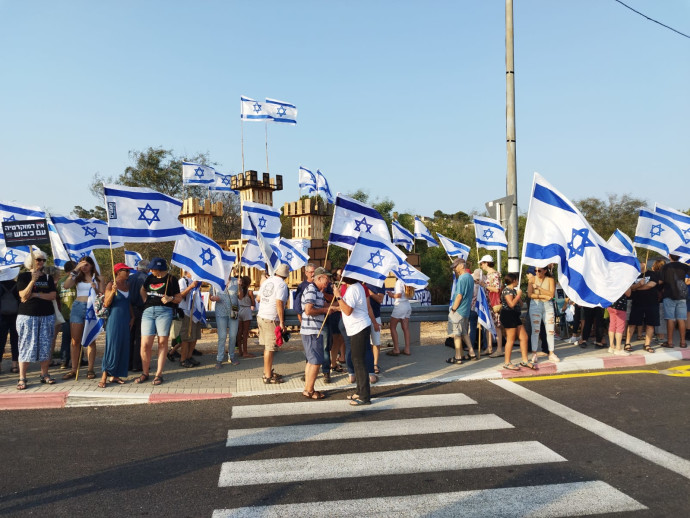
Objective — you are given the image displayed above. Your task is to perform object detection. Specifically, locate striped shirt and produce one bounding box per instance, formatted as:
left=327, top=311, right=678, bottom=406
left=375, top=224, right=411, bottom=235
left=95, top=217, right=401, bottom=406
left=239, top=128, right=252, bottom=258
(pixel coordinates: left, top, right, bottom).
left=300, top=283, right=324, bottom=335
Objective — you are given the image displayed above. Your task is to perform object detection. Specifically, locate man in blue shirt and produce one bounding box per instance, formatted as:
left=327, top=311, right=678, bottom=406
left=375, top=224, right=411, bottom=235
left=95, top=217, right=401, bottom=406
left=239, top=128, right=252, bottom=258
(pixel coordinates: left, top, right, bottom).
left=447, top=257, right=476, bottom=364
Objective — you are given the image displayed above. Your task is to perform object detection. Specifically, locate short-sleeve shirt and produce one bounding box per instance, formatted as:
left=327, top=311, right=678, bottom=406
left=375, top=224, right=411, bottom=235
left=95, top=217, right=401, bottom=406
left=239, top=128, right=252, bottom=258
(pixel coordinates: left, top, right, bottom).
left=341, top=282, right=371, bottom=335
left=630, top=271, right=660, bottom=306
left=610, top=294, right=628, bottom=311
left=660, top=262, right=690, bottom=300
left=142, top=274, right=180, bottom=309
left=257, top=275, right=289, bottom=321
left=393, top=279, right=408, bottom=306
left=300, top=283, right=324, bottom=335
left=215, top=277, right=239, bottom=318
left=365, top=283, right=385, bottom=319
left=453, top=272, right=475, bottom=318
left=17, top=272, right=56, bottom=317
left=501, top=287, right=520, bottom=314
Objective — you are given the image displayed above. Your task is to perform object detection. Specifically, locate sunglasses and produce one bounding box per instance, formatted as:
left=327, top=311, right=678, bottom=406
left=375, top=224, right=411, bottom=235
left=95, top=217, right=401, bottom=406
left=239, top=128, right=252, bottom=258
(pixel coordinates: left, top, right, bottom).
left=536, top=268, right=545, bottom=273
left=35, top=258, right=46, bottom=262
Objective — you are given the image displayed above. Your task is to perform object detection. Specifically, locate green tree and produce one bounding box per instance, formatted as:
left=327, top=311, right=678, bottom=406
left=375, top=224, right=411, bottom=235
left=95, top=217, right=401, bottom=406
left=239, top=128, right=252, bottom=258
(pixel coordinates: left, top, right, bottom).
left=573, top=194, right=646, bottom=242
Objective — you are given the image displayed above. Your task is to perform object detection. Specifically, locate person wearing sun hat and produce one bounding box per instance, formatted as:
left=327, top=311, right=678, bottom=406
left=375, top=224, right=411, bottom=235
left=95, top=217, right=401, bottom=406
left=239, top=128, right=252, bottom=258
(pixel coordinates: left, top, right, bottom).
left=98, top=262, right=133, bottom=388
left=256, top=263, right=290, bottom=384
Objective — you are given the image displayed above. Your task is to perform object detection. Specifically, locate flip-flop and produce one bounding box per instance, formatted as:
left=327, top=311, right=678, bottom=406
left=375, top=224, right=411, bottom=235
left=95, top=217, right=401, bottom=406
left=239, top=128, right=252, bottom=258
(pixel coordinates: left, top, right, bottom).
left=386, top=351, right=400, bottom=356
left=349, top=398, right=371, bottom=406
left=503, top=363, right=520, bottom=371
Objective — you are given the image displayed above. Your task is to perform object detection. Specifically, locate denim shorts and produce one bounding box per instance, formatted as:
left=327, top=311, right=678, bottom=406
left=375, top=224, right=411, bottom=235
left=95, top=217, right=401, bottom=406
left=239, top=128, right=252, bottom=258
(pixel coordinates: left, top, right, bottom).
left=141, top=306, right=173, bottom=337
left=301, top=333, right=324, bottom=365
left=663, top=298, right=687, bottom=320
left=70, top=301, right=87, bottom=324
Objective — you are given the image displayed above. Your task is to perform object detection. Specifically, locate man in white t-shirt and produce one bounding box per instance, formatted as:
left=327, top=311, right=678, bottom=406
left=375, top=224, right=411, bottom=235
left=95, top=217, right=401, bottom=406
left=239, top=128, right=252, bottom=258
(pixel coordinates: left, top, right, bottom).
left=256, top=264, right=290, bottom=384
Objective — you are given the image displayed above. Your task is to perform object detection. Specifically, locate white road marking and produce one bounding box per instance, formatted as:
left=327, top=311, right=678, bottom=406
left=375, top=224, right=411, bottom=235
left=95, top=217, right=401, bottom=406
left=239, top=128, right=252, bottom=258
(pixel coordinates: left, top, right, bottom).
left=492, top=378, right=690, bottom=480
left=226, top=414, right=513, bottom=446
left=218, top=441, right=565, bottom=487
left=230, top=393, right=476, bottom=419
left=212, top=480, right=645, bottom=517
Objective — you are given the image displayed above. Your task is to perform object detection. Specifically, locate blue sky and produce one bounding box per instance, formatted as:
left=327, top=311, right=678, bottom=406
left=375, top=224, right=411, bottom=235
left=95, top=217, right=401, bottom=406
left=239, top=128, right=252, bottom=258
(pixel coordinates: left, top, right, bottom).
left=1, top=0, right=688, bottom=221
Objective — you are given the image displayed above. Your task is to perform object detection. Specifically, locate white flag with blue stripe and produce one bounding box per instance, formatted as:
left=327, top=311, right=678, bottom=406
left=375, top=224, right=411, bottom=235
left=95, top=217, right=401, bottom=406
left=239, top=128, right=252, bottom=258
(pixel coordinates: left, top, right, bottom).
left=315, top=170, right=335, bottom=203
left=240, top=95, right=271, bottom=121
left=0, top=244, right=32, bottom=271
left=124, top=250, right=143, bottom=269
left=391, top=220, right=414, bottom=252
left=522, top=173, right=640, bottom=308
left=171, top=229, right=236, bottom=292
left=46, top=215, right=71, bottom=269
left=0, top=201, right=45, bottom=247
left=210, top=172, right=239, bottom=194
left=654, top=203, right=690, bottom=257
left=241, top=239, right=266, bottom=270
left=51, top=215, right=123, bottom=257
left=265, top=98, right=297, bottom=124
left=104, top=184, right=186, bottom=243
left=437, top=233, right=471, bottom=260
left=473, top=215, right=508, bottom=251
left=607, top=229, right=635, bottom=256
left=634, top=208, right=690, bottom=260
left=329, top=194, right=391, bottom=250
left=82, top=287, right=104, bottom=347
left=298, top=166, right=318, bottom=194
left=241, top=201, right=281, bottom=275
left=277, top=238, right=309, bottom=272
left=392, top=261, right=429, bottom=290
left=191, top=287, right=207, bottom=325
left=182, top=161, right=215, bottom=186
left=414, top=217, right=438, bottom=247
left=342, top=234, right=407, bottom=288
left=475, top=286, right=497, bottom=338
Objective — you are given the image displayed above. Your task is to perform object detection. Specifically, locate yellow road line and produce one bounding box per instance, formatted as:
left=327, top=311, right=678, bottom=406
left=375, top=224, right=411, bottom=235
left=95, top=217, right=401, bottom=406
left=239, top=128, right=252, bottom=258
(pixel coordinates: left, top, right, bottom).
left=510, top=364, right=690, bottom=382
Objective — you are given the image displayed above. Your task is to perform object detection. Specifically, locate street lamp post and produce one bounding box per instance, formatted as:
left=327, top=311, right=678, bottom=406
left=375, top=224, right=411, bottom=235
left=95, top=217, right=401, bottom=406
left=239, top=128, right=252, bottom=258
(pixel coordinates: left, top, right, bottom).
left=505, top=0, right=520, bottom=273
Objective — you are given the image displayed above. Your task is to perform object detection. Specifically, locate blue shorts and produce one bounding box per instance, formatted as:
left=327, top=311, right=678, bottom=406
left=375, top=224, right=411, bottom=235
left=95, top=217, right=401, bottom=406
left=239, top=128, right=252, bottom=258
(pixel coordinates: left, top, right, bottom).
left=663, top=298, right=687, bottom=320
left=301, top=333, right=324, bottom=365
left=70, top=301, right=87, bottom=324
left=141, top=306, right=173, bottom=337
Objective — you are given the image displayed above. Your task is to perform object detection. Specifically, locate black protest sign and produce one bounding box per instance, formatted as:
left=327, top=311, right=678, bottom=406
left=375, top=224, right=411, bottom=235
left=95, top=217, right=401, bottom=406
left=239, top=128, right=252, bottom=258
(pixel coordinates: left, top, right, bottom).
left=1, top=219, right=50, bottom=246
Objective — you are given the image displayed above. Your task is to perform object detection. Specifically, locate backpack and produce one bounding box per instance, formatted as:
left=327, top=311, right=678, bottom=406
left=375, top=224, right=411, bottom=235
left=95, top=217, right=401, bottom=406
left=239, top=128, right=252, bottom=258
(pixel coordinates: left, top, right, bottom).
left=293, top=282, right=309, bottom=316
left=0, top=283, right=19, bottom=315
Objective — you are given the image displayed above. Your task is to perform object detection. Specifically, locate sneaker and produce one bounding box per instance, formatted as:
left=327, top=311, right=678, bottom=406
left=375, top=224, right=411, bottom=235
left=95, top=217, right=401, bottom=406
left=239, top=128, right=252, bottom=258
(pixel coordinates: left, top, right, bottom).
left=568, top=336, right=579, bottom=343
left=548, top=353, right=560, bottom=363
left=608, top=347, right=614, bottom=354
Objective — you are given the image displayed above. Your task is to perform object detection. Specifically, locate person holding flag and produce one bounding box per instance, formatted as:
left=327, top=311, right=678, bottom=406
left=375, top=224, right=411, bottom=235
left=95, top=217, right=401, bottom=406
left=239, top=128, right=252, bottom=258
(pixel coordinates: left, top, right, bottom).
left=527, top=266, right=559, bottom=363
left=447, top=257, right=477, bottom=364
left=98, top=263, right=133, bottom=387
left=479, top=255, right=503, bottom=357
left=499, top=273, right=535, bottom=370
left=386, top=278, right=412, bottom=356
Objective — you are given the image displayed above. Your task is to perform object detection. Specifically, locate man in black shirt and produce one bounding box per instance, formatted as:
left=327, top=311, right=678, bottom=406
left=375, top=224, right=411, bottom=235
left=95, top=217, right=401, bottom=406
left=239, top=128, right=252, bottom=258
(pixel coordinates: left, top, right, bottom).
left=626, top=264, right=660, bottom=352
left=659, top=254, right=690, bottom=348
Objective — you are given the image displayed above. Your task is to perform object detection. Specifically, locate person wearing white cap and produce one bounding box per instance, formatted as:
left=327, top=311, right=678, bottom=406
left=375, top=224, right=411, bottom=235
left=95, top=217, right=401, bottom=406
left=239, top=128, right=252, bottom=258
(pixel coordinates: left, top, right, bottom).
left=256, top=264, right=290, bottom=384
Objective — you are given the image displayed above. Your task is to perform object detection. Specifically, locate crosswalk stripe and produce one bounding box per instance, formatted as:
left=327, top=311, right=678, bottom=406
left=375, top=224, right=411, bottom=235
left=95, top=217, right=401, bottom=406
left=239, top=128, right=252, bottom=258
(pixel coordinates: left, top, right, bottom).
left=230, top=393, right=476, bottom=419
left=226, top=414, right=513, bottom=446
left=218, top=441, right=565, bottom=487
left=212, top=480, right=646, bottom=517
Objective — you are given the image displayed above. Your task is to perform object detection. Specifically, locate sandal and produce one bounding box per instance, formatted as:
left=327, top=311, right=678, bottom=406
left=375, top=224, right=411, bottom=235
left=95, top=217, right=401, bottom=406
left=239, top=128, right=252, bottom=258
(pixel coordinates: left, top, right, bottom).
left=17, top=378, right=28, bottom=390
left=644, top=345, right=655, bottom=353
left=262, top=374, right=284, bottom=384
left=347, top=394, right=360, bottom=400
left=624, top=343, right=632, bottom=351
left=87, top=370, right=96, bottom=379
left=349, top=398, right=371, bottom=406
left=62, top=371, right=77, bottom=380
left=386, top=350, right=400, bottom=356
left=520, top=361, right=537, bottom=370
left=134, top=373, right=150, bottom=384
left=152, top=376, right=164, bottom=386
left=97, top=381, right=107, bottom=388
left=110, top=377, right=126, bottom=385
left=446, top=357, right=463, bottom=364
left=488, top=352, right=502, bottom=358
left=373, top=364, right=381, bottom=374
left=302, top=390, right=325, bottom=400
left=40, top=374, right=56, bottom=384
left=681, top=343, right=687, bottom=349
left=331, top=364, right=344, bottom=373
left=660, top=342, right=674, bottom=348
left=503, top=363, right=519, bottom=371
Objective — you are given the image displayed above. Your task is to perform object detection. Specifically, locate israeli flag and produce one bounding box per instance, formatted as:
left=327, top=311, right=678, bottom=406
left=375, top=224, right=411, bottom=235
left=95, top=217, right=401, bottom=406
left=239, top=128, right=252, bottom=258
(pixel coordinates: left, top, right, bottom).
left=522, top=173, right=640, bottom=308
left=241, top=238, right=266, bottom=270
left=0, top=201, right=45, bottom=244
left=414, top=217, right=438, bottom=247
left=0, top=244, right=31, bottom=271
left=182, top=161, right=215, bottom=185
left=391, top=220, right=414, bottom=252
left=265, top=98, right=297, bottom=124
left=634, top=208, right=690, bottom=260
left=437, top=233, right=471, bottom=260
left=277, top=237, right=309, bottom=272
left=654, top=203, right=690, bottom=250
left=171, top=229, right=236, bottom=292
left=342, top=233, right=407, bottom=288
left=473, top=215, right=508, bottom=251
left=124, top=250, right=143, bottom=269
left=191, top=286, right=207, bottom=325
left=82, top=286, right=104, bottom=347
left=0, top=265, right=20, bottom=281
left=45, top=215, right=71, bottom=269
left=104, top=184, right=186, bottom=243
left=476, top=285, right=497, bottom=338
left=242, top=201, right=281, bottom=275
left=392, top=261, right=430, bottom=290
left=211, top=172, right=239, bottom=194
left=329, top=194, right=391, bottom=250
left=315, top=170, right=335, bottom=204
left=607, top=229, right=635, bottom=255
left=241, top=95, right=271, bottom=121
left=298, top=166, right=318, bottom=194
left=51, top=215, right=122, bottom=255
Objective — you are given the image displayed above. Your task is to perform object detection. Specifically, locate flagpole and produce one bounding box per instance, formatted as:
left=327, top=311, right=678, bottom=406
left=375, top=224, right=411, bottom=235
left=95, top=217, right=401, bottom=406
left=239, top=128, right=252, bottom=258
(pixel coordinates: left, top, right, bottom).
left=264, top=120, right=269, bottom=176
left=240, top=101, right=245, bottom=177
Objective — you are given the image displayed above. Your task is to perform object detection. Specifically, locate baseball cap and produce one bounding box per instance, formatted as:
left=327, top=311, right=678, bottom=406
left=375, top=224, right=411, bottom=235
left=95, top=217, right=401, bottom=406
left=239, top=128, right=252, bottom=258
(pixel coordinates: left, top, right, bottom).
left=313, top=267, right=332, bottom=277
left=113, top=263, right=132, bottom=274
left=149, top=257, right=168, bottom=271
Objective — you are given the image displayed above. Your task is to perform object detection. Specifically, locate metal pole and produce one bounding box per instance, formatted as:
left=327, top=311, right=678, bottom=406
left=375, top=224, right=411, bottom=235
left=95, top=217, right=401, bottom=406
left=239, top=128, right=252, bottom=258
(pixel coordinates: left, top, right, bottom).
left=496, top=203, right=502, bottom=274
left=505, top=0, right=519, bottom=273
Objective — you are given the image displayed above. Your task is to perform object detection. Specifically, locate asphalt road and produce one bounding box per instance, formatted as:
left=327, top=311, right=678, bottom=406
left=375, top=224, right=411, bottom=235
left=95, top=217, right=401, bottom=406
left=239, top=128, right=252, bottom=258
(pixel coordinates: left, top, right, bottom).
left=1, top=361, right=689, bottom=517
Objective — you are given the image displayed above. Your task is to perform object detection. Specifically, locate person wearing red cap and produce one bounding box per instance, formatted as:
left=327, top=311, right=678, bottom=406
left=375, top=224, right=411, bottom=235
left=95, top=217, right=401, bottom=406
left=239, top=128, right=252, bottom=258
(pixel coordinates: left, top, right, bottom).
left=98, top=263, right=133, bottom=387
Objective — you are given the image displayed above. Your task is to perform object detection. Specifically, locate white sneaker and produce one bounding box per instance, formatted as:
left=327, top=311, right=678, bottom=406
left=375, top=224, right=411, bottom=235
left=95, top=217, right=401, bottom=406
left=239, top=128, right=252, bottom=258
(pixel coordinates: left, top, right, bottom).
left=548, top=353, right=560, bottom=363
left=569, top=336, right=580, bottom=344
left=608, top=347, right=614, bottom=354
left=614, top=349, right=631, bottom=356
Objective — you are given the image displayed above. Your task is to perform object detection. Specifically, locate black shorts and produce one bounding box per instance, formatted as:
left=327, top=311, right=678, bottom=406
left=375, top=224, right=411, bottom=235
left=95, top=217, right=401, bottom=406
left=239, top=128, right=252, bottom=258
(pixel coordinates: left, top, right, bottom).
left=628, top=303, right=659, bottom=327
left=499, top=309, right=522, bottom=329
left=327, top=311, right=342, bottom=335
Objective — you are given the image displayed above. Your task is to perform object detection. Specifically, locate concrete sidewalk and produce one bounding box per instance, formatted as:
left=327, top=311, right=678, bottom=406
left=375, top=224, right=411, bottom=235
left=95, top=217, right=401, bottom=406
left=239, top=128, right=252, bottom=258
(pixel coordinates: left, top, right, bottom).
left=1, top=334, right=689, bottom=410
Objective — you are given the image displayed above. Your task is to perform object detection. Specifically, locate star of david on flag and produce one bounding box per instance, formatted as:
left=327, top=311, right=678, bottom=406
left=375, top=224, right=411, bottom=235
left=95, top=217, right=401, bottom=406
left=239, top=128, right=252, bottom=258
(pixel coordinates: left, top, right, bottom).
left=81, top=286, right=104, bottom=347
left=104, top=184, right=186, bottom=243
left=392, top=260, right=430, bottom=290
left=124, top=250, right=143, bottom=269
left=0, top=201, right=45, bottom=243
left=634, top=207, right=690, bottom=261
left=171, top=229, right=236, bottom=292
left=654, top=203, right=690, bottom=251
left=277, top=238, right=309, bottom=272
left=522, top=173, right=640, bottom=308
left=436, top=233, right=471, bottom=260
left=329, top=194, right=391, bottom=251
left=182, top=161, right=215, bottom=185
left=473, top=215, right=508, bottom=251
left=341, top=233, right=407, bottom=288
left=391, top=220, right=414, bottom=252
left=475, top=285, right=497, bottom=338
left=190, top=286, right=208, bottom=325
left=240, top=95, right=271, bottom=121
left=210, top=172, right=239, bottom=194
left=298, top=166, right=318, bottom=194
left=50, top=215, right=122, bottom=262
left=265, top=98, right=297, bottom=124
left=241, top=201, right=282, bottom=275
left=413, top=217, right=438, bottom=247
